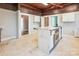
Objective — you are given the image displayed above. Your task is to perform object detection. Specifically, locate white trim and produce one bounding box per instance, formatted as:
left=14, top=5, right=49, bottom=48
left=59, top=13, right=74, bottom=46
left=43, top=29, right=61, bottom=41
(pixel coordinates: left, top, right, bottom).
left=1, top=36, right=17, bottom=41
left=17, top=11, right=31, bottom=38
left=18, top=12, right=41, bottom=38
left=17, top=10, right=21, bottom=39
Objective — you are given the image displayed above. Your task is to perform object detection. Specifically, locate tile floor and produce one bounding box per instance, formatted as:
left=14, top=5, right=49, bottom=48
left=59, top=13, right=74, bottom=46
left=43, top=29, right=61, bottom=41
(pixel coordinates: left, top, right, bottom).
left=0, top=32, right=79, bottom=56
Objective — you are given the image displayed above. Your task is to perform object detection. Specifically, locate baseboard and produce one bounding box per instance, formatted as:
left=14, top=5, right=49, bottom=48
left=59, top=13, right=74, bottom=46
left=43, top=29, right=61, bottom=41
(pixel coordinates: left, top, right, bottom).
left=1, top=36, right=17, bottom=41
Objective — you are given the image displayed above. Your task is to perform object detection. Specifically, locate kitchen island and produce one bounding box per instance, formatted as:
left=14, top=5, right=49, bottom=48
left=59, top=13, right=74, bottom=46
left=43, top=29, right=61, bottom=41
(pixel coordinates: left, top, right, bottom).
left=38, top=26, right=62, bottom=54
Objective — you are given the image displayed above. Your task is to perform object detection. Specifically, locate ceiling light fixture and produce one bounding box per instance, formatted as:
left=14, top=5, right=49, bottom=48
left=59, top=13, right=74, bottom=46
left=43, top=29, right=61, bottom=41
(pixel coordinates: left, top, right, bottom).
left=43, top=3, right=48, bottom=5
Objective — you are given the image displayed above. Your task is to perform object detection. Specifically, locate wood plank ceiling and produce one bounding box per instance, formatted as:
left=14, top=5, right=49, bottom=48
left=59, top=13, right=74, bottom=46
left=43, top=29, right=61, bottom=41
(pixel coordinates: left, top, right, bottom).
left=20, top=3, right=73, bottom=13
left=0, top=3, right=78, bottom=15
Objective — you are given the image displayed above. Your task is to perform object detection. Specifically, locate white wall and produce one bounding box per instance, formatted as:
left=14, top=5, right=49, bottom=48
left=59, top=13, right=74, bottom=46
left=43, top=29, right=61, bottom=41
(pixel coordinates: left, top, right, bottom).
left=0, top=8, right=17, bottom=41
left=41, top=16, right=44, bottom=28
left=60, top=13, right=75, bottom=36
left=29, top=15, right=34, bottom=34
left=58, top=12, right=79, bottom=36
left=0, top=8, right=41, bottom=40
left=20, top=17, right=24, bottom=32
left=61, top=21, right=75, bottom=36
left=53, top=14, right=76, bottom=36
left=29, top=15, right=41, bottom=33
left=74, top=12, right=79, bottom=37
left=41, top=12, right=79, bottom=36
left=20, top=13, right=41, bottom=35
left=33, top=16, right=41, bottom=29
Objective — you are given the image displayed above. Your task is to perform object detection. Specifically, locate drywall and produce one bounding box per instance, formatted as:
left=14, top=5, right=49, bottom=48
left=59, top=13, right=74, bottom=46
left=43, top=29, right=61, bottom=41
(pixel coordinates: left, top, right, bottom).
left=61, top=21, right=75, bottom=36
left=0, top=8, right=17, bottom=41
left=41, top=12, right=78, bottom=36
left=74, top=12, right=79, bottom=37
left=33, top=16, right=41, bottom=29
left=41, top=16, right=44, bottom=28
left=29, top=15, right=41, bottom=33
left=28, top=15, right=34, bottom=34
left=20, top=17, right=24, bottom=33
left=20, top=13, right=41, bottom=35
left=55, top=13, right=75, bottom=36
left=53, top=12, right=79, bottom=36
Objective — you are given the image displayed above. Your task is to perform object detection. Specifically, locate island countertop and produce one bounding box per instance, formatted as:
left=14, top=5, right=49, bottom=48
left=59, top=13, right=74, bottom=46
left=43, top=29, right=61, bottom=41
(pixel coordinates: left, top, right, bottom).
left=38, top=27, right=61, bottom=31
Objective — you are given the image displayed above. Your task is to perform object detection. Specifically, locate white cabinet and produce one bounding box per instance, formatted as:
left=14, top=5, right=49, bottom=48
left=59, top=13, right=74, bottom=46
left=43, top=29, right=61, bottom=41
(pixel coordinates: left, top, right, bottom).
left=38, top=27, right=62, bottom=54
left=62, top=12, right=75, bottom=22
left=33, top=16, right=41, bottom=29
left=38, top=28, right=53, bottom=54
left=34, top=16, right=40, bottom=22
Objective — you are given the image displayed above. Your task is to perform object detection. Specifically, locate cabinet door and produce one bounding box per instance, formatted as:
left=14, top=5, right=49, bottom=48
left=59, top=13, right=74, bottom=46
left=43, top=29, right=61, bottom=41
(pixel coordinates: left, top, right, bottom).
left=44, top=17, right=49, bottom=27
left=34, top=16, right=40, bottom=22
left=62, top=13, right=75, bottom=22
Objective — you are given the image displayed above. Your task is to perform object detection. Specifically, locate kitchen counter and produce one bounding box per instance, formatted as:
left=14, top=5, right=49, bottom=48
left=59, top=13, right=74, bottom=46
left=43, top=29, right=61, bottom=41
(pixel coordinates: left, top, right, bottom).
left=39, top=27, right=59, bottom=30
left=38, top=26, right=62, bottom=54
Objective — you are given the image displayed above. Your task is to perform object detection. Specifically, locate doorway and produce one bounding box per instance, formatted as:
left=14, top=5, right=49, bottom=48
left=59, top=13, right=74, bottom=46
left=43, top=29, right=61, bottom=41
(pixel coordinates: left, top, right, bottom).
left=44, top=17, right=49, bottom=27
left=21, top=15, right=29, bottom=35
left=51, top=16, right=58, bottom=27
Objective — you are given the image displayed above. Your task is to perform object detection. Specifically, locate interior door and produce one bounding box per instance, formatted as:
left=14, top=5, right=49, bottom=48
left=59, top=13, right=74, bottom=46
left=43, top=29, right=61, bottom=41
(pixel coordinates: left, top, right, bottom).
left=44, top=17, right=49, bottom=27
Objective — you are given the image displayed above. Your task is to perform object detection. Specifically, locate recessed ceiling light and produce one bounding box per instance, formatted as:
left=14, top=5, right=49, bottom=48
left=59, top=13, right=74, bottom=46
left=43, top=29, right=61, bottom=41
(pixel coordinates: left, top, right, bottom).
left=43, top=3, right=48, bottom=5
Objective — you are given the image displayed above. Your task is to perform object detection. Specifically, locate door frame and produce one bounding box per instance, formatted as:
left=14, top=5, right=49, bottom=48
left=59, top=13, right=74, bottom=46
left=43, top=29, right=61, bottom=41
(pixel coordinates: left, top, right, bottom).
left=21, top=15, right=29, bottom=35
left=17, top=11, right=30, bottom=38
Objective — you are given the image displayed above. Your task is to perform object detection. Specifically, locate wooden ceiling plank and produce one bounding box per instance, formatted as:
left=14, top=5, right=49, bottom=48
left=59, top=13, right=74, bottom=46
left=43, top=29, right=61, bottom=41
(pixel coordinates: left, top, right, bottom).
left=21, top=3, right=41, bottom=12
left=25, top=3, right=42, bottom=10
left=20, top=3, right=75, bottom=15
